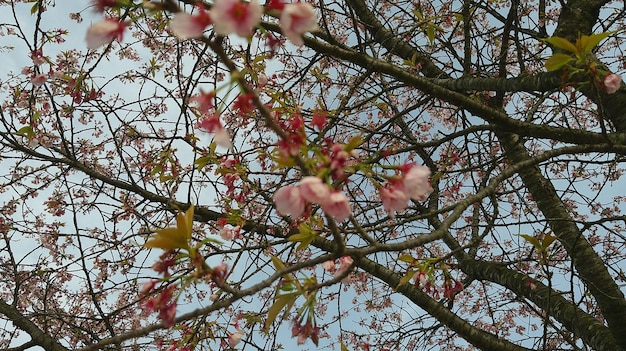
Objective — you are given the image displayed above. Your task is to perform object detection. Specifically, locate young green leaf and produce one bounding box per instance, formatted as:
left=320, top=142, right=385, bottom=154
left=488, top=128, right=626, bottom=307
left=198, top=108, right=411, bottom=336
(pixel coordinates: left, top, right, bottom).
left=579, top=31, right=614, bottom=53
left=265, top=292, right=298, bottom=330
left=396, top=270, right=416, bottom=289
left=519, top=234, right=541, bottom=250
left=545, top=53, right=573, bottom=71
left=543, top=36, right=577, bottom=53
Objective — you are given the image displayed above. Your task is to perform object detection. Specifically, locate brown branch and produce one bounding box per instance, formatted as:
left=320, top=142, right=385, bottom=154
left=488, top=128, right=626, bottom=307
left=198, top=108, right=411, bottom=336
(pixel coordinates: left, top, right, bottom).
left=0, top=299, right=69, bottom=351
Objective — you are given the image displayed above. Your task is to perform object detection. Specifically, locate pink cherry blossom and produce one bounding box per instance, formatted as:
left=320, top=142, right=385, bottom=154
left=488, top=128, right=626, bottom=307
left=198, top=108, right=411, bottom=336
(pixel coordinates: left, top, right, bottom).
left=210, top=0, right=263, bottom=37
left=30, top=74, right=48, bottom=87
left=604, top=73, right=622, bottom=94
left=320, top=190, right=351, bottom=221
left=228, top=330, right=244, bottom=347
left=196, top=113, right=231, bottom=148
left=321, top=260, right=335, bottom=272
left=190, top=90, right=215, bottom=113
left=273, top=185, right=305, bottom=218
left=379, top=185, right=409, bottom=218
left=169, top=5, right=212, bottom=39
left=299, top=176, right=330, bottom=204
left=279, top=2, right=318, bottom=46
left=211, top=262, right=229, bottom=286
left=85, top=18, right=127, bottom=49
left=402, top=165, right=432, bottom=201
left=213, top=128, right=232, bottom=149
left=335, top=256, right=353, bottom=277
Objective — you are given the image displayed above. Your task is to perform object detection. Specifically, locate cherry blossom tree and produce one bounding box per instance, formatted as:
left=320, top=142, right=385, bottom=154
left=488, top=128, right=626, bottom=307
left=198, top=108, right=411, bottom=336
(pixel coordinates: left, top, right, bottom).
left=1, top=0, right=626, bottom=350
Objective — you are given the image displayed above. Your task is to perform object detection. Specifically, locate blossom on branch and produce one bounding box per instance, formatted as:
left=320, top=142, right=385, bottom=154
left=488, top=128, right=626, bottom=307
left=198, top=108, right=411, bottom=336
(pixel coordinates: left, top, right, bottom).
left=299, top=176, right=331, bottom=204
left=228, top=330, right=244, bottom=347
left=379, top=184, right=409, bottom=218
left=85, top=18, right=128, bottom=49
left=190, top=89, right=216, bottom=113
left=402, top=165, right=432, bottom=201
left=273, top=185, right=305, bottom=218
left=169, top=5, right=212, bottom=39
left=335, top=256, right=353, bottom=277
left=320, top=190, right=351, bottom=221
left=604, top=73, right=622, bottom=94
left=211, top=0, right=263, bottom=37
left=279, top=2, right=318, bottom=46
left=196, top=113, right=232, bottom=148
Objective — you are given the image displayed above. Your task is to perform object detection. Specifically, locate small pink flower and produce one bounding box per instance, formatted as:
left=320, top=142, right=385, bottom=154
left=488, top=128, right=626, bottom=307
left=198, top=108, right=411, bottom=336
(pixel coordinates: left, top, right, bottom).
left=197, top=113, right=231, bottom=148
left=604, top=73, right=622, bottom=94
left=299, top=176, right=330, bottom=204
left=211, top=262, right=229, bottom=286
left=335, top=256, right=353, bottom=277
left=273, top=185, right=305, bottom=218
left=258, top=73, right=269, bottom=87
left=321, top=190, right=351, bottom=221
left=228, top=330, right=244, bottom=347
left=169, top=5, right=212, bottom=39
left=211, top=0, right=263, bottom=37
left=321, top=260, right=335, bottom=272
left=30, top=74, right=48, bottom=87
left=213, top=127, right=232, bottom=149
left=159, top=302, right=177, bottom=327
left=402, top=165, right=432, bottom=201
left=220, top=225, right=234, bottom=241
left=379, top=185, right=408, bottom=218
left=279, top=2, right=318, bottom=46
left=85, top=18, right=128, bottom=49
left=413, top=270, right=427, bottom=286
left=30, top=49, right=46, bottom=65
left=190, top=90, right=216, bottom=113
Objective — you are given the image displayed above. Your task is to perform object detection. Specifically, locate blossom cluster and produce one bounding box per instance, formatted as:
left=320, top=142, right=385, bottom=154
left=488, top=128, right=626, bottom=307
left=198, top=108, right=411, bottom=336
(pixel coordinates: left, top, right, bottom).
left=291, top=317, right=320, bottom=345
left=170, top=0, right=318, bottom=46
left=273, top=176, right=351, bottom=221
left=379, top=165, right=433, bottom=218
left=86, top=0, right=318, bottom=50
left=322, top=256, right=353, bottom=278
left=193, top=91, right=232, bottom=149
left=140, top=280, right=178, bottom=327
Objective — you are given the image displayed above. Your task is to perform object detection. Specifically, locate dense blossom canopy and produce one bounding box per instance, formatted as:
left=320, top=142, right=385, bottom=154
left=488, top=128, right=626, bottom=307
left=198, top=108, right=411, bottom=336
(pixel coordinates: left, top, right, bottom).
left=1, top=0, right=626, bottom=350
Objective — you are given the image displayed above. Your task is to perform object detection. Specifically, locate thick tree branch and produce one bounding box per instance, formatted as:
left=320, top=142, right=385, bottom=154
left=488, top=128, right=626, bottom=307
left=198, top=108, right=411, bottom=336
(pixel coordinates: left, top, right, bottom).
left=0, top=299, right=69, bottom=351
left=343, top=0, right=448, bottom=78
left=498, top=132, right=626, bottom=349
left=353, top=255, right=535, bottom=351
left=430, top=72, right=562, bottom=93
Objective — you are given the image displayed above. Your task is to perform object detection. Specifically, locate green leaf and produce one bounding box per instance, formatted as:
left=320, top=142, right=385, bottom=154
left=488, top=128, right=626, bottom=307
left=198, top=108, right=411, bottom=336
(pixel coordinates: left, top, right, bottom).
left=544, top=53, right=573, bottom=71
left=541, top=232, right=557, bottom=250
left=194, top=154, right=214, bottom=171
left=30, top=2, right=39, bottom=15
left=543, top=36, right=577, bottom=53
left=287, top=223, right=317, bottom=251
left=15, top=125, right=35, bottom=138
left=397, top=254, right=416, bottom=264
left=519, top=234, right=541, bottom=250
left=427, top=25, right=436, bottom=45
left=344, top=135, right=363, bottom=151
left=340, top=341, right=350, bottom=351
left=578, top=31, right=614, bottom=53
left=270, top=255, right=286, bottom=271
left=396, top=270, right=416, bottom=289
left=265, top=293, right=298, bottom=330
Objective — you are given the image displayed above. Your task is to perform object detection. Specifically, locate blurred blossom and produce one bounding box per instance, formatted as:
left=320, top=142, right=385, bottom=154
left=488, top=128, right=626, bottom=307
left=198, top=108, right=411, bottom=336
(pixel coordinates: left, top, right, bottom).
left=85, top=18, right=127, bottom=49
left=279, top=2, right=318, bottom=46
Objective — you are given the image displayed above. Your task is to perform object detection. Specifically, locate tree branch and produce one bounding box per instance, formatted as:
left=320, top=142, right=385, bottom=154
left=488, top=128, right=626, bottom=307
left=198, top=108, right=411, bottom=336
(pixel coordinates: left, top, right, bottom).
left=0, top=299, right=69, bottom=351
